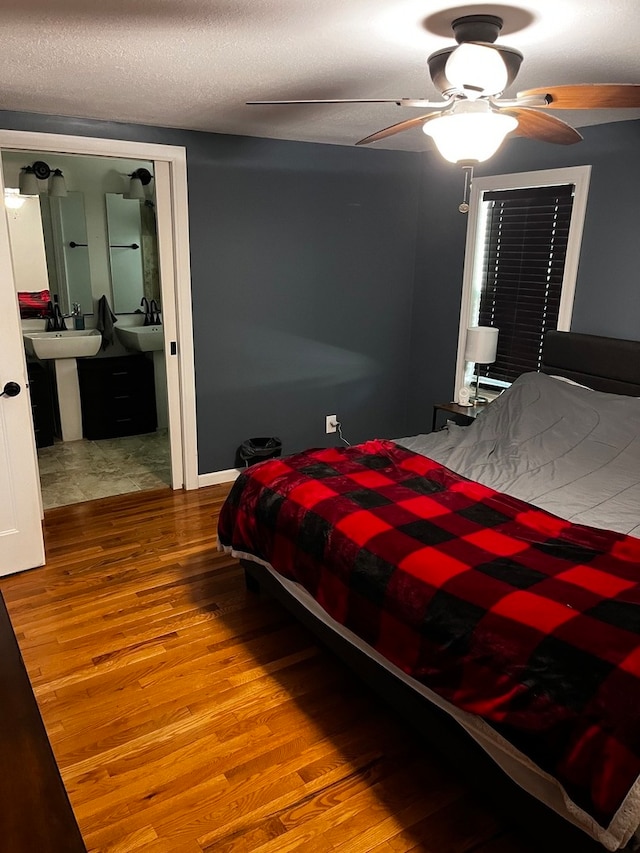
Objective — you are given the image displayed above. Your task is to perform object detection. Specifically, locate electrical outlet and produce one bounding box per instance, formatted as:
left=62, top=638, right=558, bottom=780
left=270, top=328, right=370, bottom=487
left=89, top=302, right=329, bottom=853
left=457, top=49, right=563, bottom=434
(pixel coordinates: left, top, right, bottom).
left=325, top=414, right=337, bottom=434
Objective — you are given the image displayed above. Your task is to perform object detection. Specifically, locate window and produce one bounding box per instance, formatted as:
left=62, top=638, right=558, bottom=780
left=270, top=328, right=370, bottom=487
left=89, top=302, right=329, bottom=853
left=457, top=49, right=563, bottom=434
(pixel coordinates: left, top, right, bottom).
left=455, top=166, right=591, bottom=395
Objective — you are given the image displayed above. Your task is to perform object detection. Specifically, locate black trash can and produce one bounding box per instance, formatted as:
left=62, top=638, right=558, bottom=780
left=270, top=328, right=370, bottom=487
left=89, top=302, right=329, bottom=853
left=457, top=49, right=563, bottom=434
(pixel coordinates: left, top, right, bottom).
left=236, top=436, right=282, bottom=468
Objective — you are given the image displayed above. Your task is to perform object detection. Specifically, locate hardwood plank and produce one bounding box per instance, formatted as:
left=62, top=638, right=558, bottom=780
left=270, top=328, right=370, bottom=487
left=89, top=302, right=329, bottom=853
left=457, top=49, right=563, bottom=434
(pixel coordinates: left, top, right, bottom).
left=0, top=484, right=594, bottom=852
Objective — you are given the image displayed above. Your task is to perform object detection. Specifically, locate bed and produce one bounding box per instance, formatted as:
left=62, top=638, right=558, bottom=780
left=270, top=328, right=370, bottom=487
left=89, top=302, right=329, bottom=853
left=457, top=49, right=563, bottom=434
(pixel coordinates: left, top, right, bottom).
left=217, top=331, right=640, bottom=851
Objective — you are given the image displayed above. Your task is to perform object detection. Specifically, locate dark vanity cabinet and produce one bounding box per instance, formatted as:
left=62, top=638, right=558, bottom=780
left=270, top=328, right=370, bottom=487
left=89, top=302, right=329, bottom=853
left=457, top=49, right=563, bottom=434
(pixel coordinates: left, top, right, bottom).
left=27, top=361, right=55, bottom=448
left=77, top=354, right=157, bottom=440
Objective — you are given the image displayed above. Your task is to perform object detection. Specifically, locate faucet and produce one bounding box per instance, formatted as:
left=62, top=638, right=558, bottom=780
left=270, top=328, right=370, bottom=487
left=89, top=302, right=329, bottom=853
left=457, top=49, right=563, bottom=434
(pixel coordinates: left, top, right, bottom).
left=55, top=304, right=68, bottom=330
left=140, top=296, right=152, bottom=326
left=46, top=300, right=67, bottom=331
left=45, top=301, right=55, bottom=331
left=150, top=299, right=162, bottom=325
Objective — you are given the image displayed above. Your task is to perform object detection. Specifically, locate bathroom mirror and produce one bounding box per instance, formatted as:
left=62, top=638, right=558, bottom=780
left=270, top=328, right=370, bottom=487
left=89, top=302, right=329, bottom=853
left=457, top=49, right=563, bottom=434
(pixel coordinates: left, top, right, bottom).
left=41, top=192, right=93, bottom=316
left=6, top=191, right=92, bottom=318
left=106, top=193, right=144, bottom=313
left=105, top=194, right=160, bottom=314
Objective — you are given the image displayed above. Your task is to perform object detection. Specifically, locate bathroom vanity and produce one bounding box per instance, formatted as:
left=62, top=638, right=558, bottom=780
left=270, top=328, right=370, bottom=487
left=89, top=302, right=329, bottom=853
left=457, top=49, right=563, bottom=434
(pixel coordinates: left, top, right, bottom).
left=77, top=354, right=157, bottom=440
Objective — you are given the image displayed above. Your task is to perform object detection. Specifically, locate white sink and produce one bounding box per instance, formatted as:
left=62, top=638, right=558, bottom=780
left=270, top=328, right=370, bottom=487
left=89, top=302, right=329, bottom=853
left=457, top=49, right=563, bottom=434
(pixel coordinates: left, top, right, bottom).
left=116, top=325, right=164, bottom=352
left=22, top=329, right=102, bottom=442
left=23, top=329, right=102, bottom=360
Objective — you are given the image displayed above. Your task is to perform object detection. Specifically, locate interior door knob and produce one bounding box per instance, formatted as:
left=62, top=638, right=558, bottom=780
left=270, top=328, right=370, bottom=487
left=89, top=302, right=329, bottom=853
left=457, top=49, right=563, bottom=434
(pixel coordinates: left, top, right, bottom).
left=1, top=381, right=21, bottom=397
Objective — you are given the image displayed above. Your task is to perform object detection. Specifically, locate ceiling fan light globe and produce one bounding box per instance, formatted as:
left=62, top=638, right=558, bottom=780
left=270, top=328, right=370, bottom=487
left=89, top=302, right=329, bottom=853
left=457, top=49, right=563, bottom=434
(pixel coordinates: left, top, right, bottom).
left=445, top=43, right=508, bottom=98
left=423, top=104, right=518, bottom=164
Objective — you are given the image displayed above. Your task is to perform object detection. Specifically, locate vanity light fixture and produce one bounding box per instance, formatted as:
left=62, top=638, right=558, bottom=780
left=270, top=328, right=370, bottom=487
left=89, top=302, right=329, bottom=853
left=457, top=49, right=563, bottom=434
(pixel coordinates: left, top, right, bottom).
left=18, top=160, right=68, bottom=197
left=125, top=167, right=153, bottom=200
left=18, top=165, right=39, bottom=196
left=49, top=169, right=68, bottom=198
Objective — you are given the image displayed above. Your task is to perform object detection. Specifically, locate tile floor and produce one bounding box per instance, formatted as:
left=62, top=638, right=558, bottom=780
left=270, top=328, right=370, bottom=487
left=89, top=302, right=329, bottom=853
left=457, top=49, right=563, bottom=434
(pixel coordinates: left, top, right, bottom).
left=37, top=429, right=171, bottom=510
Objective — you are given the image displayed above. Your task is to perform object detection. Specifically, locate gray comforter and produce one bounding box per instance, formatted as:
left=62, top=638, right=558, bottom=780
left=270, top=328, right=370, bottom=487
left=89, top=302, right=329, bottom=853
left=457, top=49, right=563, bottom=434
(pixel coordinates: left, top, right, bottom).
left=398, top=371, right=640, bottom=536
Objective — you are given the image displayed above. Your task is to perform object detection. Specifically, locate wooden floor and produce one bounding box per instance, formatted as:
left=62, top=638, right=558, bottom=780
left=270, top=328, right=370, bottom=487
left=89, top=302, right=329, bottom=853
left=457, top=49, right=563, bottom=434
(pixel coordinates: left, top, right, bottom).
left=0, top=485, right=593, bottom=852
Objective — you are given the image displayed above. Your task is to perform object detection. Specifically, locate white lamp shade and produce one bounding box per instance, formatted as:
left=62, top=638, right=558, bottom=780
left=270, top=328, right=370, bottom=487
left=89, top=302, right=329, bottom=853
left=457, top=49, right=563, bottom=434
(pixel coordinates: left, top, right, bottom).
left=125, top=176, right=145, bottom=200
left=464, top=326, right=499, bottom=364
left=423, top=100, right=518, bottom=164
left=49, top=170, right=68, bottom=198
left=445, top=44, right=508, bottom=99
left=19, top=168, right=39, bottom=196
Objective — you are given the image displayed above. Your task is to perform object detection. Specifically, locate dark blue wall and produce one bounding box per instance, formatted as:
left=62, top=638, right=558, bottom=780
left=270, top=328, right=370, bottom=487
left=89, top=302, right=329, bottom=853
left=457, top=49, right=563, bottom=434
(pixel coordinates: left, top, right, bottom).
left=407, top=118, right=640, bottom=434
left=187, top=134, right=420, bottom=470
left=2, top=111, right=638, bottom=468
left=0, top=111, right=421, bottom=471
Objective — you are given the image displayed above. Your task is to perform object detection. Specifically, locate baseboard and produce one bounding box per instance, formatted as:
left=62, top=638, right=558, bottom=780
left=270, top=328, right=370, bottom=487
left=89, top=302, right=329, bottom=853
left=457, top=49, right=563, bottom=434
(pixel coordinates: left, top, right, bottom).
left=198, top=468, right=241, bottom=487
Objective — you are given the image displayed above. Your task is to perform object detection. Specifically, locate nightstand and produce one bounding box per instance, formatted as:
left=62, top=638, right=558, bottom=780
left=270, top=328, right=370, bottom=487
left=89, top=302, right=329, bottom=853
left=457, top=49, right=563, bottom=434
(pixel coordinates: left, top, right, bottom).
left=432, top=402, right=481, bottom=432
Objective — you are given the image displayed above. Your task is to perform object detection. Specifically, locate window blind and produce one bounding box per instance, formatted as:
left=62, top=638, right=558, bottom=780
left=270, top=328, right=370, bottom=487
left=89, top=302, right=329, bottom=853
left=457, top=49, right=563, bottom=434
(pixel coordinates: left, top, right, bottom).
left=477, top=183, right=575, bottom=384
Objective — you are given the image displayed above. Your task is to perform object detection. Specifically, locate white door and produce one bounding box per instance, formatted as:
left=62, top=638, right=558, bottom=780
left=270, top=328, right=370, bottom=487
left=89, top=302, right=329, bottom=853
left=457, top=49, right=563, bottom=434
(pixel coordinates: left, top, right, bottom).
left=0, top=170, right=45, bottom=575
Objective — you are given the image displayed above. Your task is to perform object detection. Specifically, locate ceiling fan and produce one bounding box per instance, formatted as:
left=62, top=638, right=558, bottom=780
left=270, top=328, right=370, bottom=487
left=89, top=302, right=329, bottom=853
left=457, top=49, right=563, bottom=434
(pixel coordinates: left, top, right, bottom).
left=248, top=14, right=640, bottom=164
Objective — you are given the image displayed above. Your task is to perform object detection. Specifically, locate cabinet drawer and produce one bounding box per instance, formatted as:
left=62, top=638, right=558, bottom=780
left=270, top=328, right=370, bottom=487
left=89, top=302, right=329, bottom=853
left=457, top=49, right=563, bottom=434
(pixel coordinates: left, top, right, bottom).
left=27, top=361, right=55, bottom=447
left=77, top=354, right=157, bottom=440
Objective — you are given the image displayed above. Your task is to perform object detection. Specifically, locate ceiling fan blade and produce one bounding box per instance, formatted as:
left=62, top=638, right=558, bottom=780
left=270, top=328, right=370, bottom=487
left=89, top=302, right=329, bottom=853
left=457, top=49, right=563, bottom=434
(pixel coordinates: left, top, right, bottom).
left=247, top=98, right=407, bottom=105
left=247, top=97, right=447, bottom=108
left=517, top=84, right=640, bottom=109
left=355, top=112, right=441, bottom=145
left=504, top=108, right=583, bottom=145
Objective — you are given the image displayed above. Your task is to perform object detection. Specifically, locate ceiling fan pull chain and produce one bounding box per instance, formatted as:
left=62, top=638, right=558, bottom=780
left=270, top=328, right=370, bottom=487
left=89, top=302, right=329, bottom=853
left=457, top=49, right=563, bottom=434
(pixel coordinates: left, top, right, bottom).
left=459, top=165, right=474, bottom=214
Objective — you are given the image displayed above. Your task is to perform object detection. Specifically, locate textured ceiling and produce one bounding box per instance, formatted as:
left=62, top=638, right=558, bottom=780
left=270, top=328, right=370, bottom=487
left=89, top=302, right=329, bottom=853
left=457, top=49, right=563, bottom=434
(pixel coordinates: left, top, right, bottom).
left=2, top=0, right=640, bottom=152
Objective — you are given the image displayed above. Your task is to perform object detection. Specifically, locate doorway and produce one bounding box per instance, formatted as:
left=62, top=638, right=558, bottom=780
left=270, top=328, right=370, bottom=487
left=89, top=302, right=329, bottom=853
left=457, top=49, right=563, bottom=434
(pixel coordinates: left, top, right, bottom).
left=0, top=129, right=198, bottom=569
left=4, top=149, right=175, bottom=508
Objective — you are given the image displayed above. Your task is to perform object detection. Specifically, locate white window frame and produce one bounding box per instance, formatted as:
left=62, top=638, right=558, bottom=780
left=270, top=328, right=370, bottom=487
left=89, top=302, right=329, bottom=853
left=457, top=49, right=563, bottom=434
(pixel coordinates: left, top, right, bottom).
left=454, top=165, right=592, bottom=396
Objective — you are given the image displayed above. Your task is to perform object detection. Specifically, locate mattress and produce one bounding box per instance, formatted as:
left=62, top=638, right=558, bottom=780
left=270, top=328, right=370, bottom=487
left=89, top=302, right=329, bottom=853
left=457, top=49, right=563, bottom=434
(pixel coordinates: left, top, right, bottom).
left=398, top=372, right=640, bottom=536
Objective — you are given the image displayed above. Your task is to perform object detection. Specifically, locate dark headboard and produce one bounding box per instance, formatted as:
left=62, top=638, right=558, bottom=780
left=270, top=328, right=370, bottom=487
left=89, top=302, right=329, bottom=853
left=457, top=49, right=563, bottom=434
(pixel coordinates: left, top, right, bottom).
left=541, top=331, right=640, bottom=396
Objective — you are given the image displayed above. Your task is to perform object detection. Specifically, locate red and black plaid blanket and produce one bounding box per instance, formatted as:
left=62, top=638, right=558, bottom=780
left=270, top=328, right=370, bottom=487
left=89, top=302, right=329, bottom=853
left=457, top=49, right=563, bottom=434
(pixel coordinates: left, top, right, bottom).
left=218, top=439, right=640, bottom=830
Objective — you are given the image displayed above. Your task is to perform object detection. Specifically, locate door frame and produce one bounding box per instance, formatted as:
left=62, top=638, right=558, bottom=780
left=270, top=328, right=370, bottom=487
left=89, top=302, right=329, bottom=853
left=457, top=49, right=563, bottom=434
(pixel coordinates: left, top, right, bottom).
left=0, top=129, right=198, bottom=491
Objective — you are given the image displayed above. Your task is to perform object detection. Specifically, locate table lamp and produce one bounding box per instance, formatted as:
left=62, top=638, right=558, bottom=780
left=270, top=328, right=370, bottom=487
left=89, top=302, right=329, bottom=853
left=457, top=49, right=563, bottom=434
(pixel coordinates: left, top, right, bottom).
left=464, top=326, right=498, bottom=404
